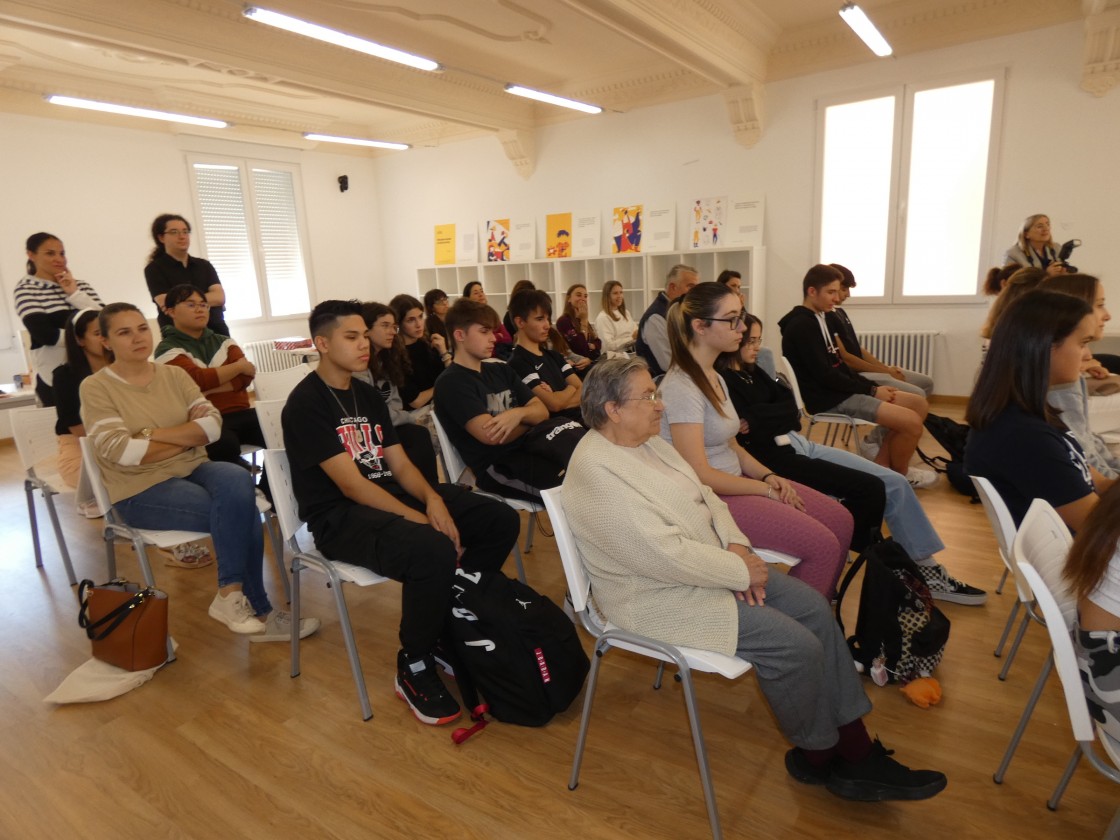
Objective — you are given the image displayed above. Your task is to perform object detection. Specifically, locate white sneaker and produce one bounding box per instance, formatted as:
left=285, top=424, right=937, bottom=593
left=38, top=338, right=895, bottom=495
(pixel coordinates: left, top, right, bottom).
left=249, top=609, right=321, bottom=643
left=208, top=591, right=266, bottom=634
left=906, top=467, right=939, bottom=490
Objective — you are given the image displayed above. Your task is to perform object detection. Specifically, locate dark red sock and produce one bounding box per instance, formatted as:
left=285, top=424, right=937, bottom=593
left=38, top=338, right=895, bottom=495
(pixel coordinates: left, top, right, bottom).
left=835, top=718, right=873, bottom=764
left=800, top=745, right=837, bottom=768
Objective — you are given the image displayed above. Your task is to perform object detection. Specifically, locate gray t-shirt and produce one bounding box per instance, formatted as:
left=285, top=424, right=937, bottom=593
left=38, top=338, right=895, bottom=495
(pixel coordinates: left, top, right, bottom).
left=659, top=366, right=741, bottom=476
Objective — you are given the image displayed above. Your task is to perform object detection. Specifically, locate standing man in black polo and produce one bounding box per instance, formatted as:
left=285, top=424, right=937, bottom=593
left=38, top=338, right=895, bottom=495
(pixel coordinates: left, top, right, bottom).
left=634, top=263, right=698, bottom=377
left=145, top=213, right=230, bottom=336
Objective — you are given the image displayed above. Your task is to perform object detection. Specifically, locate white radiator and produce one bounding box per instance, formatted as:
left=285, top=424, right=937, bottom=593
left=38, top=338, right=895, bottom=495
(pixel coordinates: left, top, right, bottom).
left=859, top=331, right=939, bottom=378
left=242, top=339, right=304, bottom=374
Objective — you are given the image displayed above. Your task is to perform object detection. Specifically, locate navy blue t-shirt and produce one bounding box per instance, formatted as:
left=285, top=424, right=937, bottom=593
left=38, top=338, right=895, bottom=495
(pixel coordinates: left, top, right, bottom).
left=964, top=405, right=1094, bottom=526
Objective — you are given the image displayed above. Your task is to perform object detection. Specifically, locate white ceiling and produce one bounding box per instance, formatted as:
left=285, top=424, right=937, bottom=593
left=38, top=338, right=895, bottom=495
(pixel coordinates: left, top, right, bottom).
left=0, top=0, right=1107, bottom=171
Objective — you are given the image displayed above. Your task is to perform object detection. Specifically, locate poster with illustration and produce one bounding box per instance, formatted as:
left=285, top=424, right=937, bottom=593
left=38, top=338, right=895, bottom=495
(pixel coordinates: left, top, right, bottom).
left=485, top=218, right=511, bottom=262
left=690, top=196, right=727, bottom=249
left=611, top=204, right=643, bottom=254
left=546, top=212, right=573, bottom=258
left=434, top=223, right=456, bottom=265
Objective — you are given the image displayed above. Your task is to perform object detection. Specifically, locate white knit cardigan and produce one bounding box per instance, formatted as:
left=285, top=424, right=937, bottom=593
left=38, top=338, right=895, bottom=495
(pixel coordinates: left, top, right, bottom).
left=563, top=430, right=753, bottom=656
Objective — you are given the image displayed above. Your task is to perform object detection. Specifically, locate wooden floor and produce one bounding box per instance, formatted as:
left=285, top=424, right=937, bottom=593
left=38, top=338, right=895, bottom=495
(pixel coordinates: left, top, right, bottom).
left=0, top=401, right=1114, bottom=839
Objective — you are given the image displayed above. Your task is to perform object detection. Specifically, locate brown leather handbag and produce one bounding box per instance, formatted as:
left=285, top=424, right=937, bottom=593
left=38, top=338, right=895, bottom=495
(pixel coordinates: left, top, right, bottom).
left=78, top=579, right=169, bottom=671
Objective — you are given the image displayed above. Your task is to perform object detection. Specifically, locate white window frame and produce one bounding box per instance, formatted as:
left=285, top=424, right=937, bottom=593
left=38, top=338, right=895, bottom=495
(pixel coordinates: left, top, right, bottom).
left=185, top=153, right=316, bottom=323
left=813, top=68, right=1006, bottom=306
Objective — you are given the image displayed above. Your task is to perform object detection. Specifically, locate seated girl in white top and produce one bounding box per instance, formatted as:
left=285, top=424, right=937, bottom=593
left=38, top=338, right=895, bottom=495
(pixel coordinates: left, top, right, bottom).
left=594, top=280, right=638, bottom=359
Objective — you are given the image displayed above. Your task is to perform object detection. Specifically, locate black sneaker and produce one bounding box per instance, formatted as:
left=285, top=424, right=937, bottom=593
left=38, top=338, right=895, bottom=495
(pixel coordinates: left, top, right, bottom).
left=395, top=650, right=461, bottom=725
left=917, top=563, right=988, bottom=606
left=826, top=739, right=947, bottom=802
left=785, top=748, right=833, bottom=786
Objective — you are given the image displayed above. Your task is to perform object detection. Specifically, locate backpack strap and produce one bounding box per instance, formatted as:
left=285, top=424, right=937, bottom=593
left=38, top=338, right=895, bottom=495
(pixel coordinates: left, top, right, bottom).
left=834, top=547, right=869, bottom=638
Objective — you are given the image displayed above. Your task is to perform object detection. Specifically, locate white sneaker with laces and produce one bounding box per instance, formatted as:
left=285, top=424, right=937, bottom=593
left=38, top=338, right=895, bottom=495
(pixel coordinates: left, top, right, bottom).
left=906, top=467, right=939, bottom=490
left=249, top=610, right=321, bottom=643
left=208, top=591, right=266, bottom=634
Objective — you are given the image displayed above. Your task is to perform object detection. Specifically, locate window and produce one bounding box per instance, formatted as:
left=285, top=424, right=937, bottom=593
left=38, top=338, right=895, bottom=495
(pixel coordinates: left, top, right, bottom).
left=815, top=73, right=1003, bottom=303
left=188, top=156, right=312, bottom=320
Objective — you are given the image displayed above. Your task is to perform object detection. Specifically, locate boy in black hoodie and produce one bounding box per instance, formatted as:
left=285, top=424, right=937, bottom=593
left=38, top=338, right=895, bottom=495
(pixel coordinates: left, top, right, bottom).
left=778, top=265, right=935, bottom=488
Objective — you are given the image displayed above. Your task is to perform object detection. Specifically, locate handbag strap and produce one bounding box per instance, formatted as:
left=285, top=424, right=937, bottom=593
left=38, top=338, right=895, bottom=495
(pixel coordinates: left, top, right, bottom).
left=78, top=579, right=153, bottom=641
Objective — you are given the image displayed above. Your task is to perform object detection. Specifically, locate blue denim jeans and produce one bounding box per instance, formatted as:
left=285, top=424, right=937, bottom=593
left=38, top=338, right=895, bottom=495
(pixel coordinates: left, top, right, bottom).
left=116, top=460, right=270, bottom=615
left=789, top=433, right=945, bottom=560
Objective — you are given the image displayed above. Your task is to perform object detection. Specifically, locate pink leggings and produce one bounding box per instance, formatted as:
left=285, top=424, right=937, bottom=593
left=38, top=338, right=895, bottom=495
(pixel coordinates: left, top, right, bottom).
left=718, top=481, right=852, bottom=599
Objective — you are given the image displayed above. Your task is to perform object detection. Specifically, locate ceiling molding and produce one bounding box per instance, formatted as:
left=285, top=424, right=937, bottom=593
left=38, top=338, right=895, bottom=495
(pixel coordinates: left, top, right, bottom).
left=723, top=82, right=764, bottom=149
left=497, top=128, right=535, bottom=179
left=1082, top=5, right=1120, bottom=95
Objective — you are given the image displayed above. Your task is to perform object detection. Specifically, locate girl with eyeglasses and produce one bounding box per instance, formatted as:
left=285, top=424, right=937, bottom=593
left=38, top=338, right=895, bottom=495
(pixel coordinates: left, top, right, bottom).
left=660, top=282, right=854, bottom=600
left=145, top=214, right=230, bottom=336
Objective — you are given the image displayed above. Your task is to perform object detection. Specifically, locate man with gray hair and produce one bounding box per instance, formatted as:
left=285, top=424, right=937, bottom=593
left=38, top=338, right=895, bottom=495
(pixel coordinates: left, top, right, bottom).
left=634, top=263, right=698, bottom=377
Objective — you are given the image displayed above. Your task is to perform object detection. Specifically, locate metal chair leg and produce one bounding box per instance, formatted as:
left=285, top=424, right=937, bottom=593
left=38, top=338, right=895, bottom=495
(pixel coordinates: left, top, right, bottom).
left=653, top=662, right=666, bottom=690
left=995, top=567, right=1008, bottom=595
left=26, top=480, right=43, bottom=570
left=43, top=490, right=77, bottom=586
left=290, top=557, right=303, bottom=679
left=524, top=511, right=537, bottom=553
left=678, top=668, right=722, bottom=840
left=511, top=543, right=527, bottom=584
left=994, top=599, right=1021, bottom=658
left=264, top=513, right=290, bottom=603
left=994, top=654, right=1052, bottom=783
left=569, top=646, right=605, bottom=791
left=131, top=536, right=175, bottom=663
left=327, top=568, right=373, bottom=721
left=1047, top=745, right=1082, bottom=810
left=103, top=532, right=118, bottom=580
left=999, top=610, right=1032, bottom=680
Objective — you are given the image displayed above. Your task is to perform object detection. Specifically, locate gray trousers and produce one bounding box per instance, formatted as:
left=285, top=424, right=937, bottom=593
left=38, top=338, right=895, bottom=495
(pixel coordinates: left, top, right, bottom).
left=861, top=369, right=934, bottom=398
left=735, top=572, right=872, bottom=750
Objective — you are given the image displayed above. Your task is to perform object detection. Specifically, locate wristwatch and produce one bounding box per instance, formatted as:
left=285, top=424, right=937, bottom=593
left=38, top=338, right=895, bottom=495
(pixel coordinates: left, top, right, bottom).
left=139, top=427, right=153, bottom=440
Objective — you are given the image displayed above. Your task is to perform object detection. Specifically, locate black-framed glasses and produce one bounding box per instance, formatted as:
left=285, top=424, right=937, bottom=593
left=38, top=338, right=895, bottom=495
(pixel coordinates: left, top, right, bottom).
left=708, top=311, right=747, bottom=330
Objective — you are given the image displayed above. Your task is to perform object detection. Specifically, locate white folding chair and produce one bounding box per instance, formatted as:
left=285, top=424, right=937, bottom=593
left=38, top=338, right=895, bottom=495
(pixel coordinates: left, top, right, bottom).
left=432, top=411, right=531, bottom=583
left=254, top=399, right=286, bottom=450
left=262, top=449, right=389, bottom=721
left=1017, top=528, right=1120, bottom=838
left=971, top=475, right=1038, bottom=678
left=779, top=355, right=875, bottom=451
left=541, top=486, right=797, bottom=840
left=252, top=363, right=312, bottom=402
left=11, top=407, right=77, bottom=586
left=994, top=499, right=1074, bottom=784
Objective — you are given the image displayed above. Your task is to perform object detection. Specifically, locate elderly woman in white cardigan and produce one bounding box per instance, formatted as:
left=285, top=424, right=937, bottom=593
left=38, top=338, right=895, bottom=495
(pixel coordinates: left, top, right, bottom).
left=562, top=357, right=946, bottom=803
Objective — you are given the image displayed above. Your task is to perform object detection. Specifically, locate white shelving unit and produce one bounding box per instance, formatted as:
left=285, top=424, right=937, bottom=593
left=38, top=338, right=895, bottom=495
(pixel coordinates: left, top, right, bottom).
left=417, top=246, right=765, bottom=322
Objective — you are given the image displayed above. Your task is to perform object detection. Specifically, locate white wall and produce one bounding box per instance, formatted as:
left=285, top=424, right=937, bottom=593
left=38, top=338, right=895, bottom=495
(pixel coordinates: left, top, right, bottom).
left=371, top=21, right=1120, bottom=396
left=0, top=115, right=382, bottom=380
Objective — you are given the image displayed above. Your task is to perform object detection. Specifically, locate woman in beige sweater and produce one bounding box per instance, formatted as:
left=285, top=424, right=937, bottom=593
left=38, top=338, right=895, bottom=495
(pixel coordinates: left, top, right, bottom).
left=80, top=303, right=317, bottom=643
left=562, top=357, right=946, bottom=803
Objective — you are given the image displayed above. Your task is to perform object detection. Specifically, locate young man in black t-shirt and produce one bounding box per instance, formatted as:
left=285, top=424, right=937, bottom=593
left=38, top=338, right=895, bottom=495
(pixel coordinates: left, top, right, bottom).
left=282, top=300, right=520, bottom=726
left=507, top=289, right=584, bottom=423
left=434, top=298, right=585, bottom=503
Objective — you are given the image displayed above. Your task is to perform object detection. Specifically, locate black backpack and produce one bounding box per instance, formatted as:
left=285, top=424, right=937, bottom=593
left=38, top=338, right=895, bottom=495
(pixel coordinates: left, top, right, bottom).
left=918, top=413, right=978, bottom=501
left=835, top=537, right=950, bottom=686
left=445, top=568, right=589, bottom=728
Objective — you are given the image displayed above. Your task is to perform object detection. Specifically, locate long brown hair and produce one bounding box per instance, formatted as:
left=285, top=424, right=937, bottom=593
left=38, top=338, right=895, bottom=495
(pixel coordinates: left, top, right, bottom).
left=562, top=284, right=597, bottom=338
left=1042, top=273, right=1101, bottom=305
left=980, top=267, right=1045, bottom=339
left=667, top=282, right=739, bottom=417
left=600, top=280, right=628, bottom=321
left=1065, top=481, right=1120, bottom=601
left=360, top=302, right=410, bottom=387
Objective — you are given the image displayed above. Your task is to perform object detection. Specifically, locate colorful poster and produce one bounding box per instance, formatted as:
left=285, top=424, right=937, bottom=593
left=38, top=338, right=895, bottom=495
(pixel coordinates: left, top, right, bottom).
left=572, top=212, right=600, bottom=257
left=510, top=220, right=535, bottom=261
left=611, top=204, right=643, bottom=254
left=689, top=196, right=727, bottom=249
left=724, top=197, right=765, bottom=247
left=546, top=212, right=573, bottom=259
left=434, top=223, right=455, bottom=265
left=643, top=203, right=675, bottom=253
left=485, top=219, right=511, bottom=262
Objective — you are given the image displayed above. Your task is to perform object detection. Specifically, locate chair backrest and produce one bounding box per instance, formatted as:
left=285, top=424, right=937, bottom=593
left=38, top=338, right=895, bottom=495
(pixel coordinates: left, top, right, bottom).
left=254, top=400, right=286, bottom=450
left=970, top=474, right=1029, bottom=599
left=431, top=411, right=470, bottom=485
left=253, top=364, right=311, bottom=401
left=778, top=355, right=808, bottom=414
left=78, top=436, right=116, bottom=521
left=261, top=449, right=305, bottom=544
left=1016, top=560, right=1094, bottom=742
left=540, top=487, right=593, bottom=615
left=1012, top=498, right=1075, bottom=627
left=10, top=406, right=60, bottom=473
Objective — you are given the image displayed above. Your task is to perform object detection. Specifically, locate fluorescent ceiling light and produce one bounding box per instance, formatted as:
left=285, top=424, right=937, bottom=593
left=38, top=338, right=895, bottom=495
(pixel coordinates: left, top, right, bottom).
left=839, top=3, right=893, bottom=58
left=505, top=85, right=601, bottom=114
left=244, top=7, right=439, bottom=72
left=46, top=95, right=228, bottom=127
left=304, top=133, right=409, bottom=151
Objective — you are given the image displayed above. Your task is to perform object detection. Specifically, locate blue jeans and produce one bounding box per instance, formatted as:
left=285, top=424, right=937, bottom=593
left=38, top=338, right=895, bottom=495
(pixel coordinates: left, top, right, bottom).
left=789, top=433, right=945, bottom=560
left=116, top=461, right=270, bottom=615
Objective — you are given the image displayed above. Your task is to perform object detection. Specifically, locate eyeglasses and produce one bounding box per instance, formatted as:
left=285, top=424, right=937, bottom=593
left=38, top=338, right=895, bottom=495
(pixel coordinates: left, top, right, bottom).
left=373, top=322, right=399, bottom=332
left=623, top=389, right=664, bottom=404
left=743, top=336, right=762, bottom=347
left=164, top=228, right=191, bottom=237
left=180, top=301, right=209, bottom=311
left=708, top=311, right=747, bottom=330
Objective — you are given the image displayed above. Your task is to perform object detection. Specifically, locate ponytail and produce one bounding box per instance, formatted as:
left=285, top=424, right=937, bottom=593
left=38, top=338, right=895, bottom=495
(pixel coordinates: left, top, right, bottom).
left=667, top=282, right=737, bottom=417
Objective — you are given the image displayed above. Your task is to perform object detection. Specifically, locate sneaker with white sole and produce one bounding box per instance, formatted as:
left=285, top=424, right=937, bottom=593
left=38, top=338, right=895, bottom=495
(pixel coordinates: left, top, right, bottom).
left=916, top=563, right=987, bottom=606
left=249, top=610, right=321, bottom=643
left=395, top=650, right=461, bottom=725
left=906, top=467, right=939, bottom=489
left=208, top=591, right=266, bottom=634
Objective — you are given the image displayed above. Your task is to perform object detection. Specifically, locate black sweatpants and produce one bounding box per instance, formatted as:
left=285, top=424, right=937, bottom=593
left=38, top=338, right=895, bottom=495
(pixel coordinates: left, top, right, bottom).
left=315, top=484, right=520, bottom=658
left=207, top=407, right=271, bottom=499
left=478, top=418, right=586, bottom=503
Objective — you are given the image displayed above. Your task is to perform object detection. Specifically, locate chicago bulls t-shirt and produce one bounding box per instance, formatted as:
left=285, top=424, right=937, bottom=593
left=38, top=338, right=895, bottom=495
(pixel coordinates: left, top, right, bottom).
left=282, top=371, right=405, bottom=537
